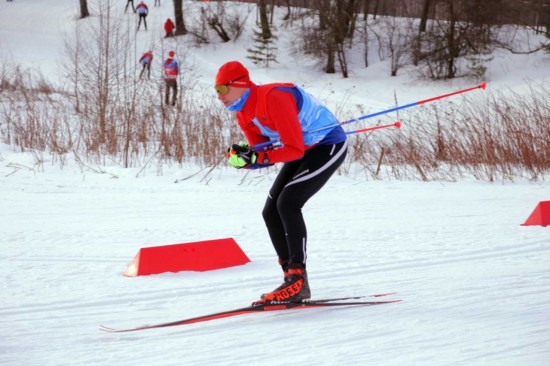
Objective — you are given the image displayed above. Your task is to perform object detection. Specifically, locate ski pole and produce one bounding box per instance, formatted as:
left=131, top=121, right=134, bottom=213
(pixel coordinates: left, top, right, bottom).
left=346, top=121, right=401, bottom=135
left=341, top=82, right=486, bottom=125
left=253, top=122, right=402, bottom=152
left=253, top=83, right=486, bottom=151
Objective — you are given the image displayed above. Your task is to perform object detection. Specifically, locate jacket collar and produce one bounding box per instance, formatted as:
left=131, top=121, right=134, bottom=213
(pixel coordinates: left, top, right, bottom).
left=237, top=82, right=257, bottom=117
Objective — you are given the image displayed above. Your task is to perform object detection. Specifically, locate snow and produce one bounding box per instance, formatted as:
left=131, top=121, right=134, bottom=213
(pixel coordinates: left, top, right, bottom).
left=1, top=1, right=549, bottom=366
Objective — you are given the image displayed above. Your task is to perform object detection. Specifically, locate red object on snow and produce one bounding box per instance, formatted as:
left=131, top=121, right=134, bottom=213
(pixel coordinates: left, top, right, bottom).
left=521, top=201, right=550, bottom=227
left=124, top=238, right=250, bottom=276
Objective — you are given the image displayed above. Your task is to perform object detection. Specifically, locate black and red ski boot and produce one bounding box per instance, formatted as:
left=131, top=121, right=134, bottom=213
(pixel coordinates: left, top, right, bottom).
left=256, top=263, right=311, bottom=304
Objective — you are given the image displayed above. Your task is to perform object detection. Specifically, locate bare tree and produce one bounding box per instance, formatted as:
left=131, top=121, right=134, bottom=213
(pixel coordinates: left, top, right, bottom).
left=370, top=16, right=414, bottom=76
left=173, top=0, right=188, bottom=36
left=203, top=1, right=231, bottom=42
left=298, top=0, right=357, bottom=76
left=258, top=0, right=273, bottom=39
left=79, top=0, right=90, bottom=19
left=417, top=0, right=504, bottom=79
left=326, top=0, right=358, bottom=77
left=282, top=0, right=292, bottom=21
left=419, top=0, right=433, bottom=32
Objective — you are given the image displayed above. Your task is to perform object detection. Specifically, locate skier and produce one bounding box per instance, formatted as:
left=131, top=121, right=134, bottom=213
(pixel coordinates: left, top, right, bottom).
left=164, top=18, right=175, bottom=38
left=136, top=1, right=148, bottom=31
left=216, top=61, right=348, bottom=304
left=163, top=51, right=179, bottom=106
left=125, top=0, right=135, bottom=13
left=139, top=50, right=153, bottom=79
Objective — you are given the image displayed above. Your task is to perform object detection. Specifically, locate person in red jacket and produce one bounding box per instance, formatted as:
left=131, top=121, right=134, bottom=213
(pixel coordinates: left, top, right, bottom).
left=216, top=61, right=348, bottom=304
left=164, top=51, right=179, bottom=106
left=139, top=50, right=153, bottom=79
left=164, top=18, right=175, bottom=38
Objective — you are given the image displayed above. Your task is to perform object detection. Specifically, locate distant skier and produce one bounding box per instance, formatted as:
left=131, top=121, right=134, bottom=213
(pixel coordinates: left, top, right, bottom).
left=136, top=1, right=149, bottom=31
left=164, top=18, right=175, bottom=38
left=154, top=0, right=160, bottom=6
left=139, top=50, right=153, bottom=79
left=125, top=0, right=135, bottom=13
left=163, top=51, right=179, bottom=106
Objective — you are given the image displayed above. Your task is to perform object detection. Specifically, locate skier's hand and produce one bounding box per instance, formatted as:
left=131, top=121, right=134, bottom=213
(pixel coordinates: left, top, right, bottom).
left=227, top=143, right=257, bottom=169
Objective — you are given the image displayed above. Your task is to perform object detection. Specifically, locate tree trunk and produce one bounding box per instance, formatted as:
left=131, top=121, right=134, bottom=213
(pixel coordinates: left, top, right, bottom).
left=258, top=0, right=272, bottom=39
left=336, top=42, right=348, bottom=77
left=362, top=0, right=370, bottom=21
left=446, top=1, right=457, bottom=79
left=173, top=0, right=188, bottom=36
left=325, top=38, right=336, bottom=73
left=345, top=0, right=358, bottom=39
left=79, top=0, right=90, bottom=19
left=317, top=0, right=329, bottom=31
left=419, top=0, right=432, bottom=32
left=283, top=0, right=291, bottom=21
left=372, top=0, right=380, bottom=19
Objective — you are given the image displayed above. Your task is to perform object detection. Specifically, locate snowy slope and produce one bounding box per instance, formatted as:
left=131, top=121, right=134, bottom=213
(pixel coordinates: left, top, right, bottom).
left=1, top=1, right=550, bottom=366
left=1, top=159, right=549, bottom=366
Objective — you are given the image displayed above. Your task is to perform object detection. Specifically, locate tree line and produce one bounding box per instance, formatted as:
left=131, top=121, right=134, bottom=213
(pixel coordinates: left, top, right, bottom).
left=80, top=1, right=549, bottom=79
left=1, top=0, right=548, bottom=181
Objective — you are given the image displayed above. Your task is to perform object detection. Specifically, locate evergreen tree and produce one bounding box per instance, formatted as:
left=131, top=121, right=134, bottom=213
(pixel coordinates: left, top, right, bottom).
left=247, top=26, right=278, bottom=67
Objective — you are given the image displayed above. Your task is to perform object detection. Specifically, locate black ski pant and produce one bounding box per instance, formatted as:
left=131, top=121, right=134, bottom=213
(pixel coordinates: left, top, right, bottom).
left=164, top=79, right=177, bottom=106
left=140, top=62, right=151, bottom=79
left=137, top=14, right=147, bottom=30
left=125, top=0, right=135, bottom=13
left=262, top=140, right=348, bottom=268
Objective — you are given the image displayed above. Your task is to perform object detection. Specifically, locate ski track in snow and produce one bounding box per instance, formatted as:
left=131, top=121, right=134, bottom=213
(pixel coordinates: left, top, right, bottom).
left=1, top=0, right=550, bottom=365
left=1, top=167, right=549, bottom=366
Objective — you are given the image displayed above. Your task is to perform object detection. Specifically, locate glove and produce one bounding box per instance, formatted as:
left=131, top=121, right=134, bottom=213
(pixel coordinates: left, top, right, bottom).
left=227, top=143, right=258, bottom=169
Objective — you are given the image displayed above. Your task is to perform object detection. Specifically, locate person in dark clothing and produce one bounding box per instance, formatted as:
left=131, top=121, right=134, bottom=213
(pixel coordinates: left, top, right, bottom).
left=139, top=50, right=153, bottom=79
left=136, top=1, right=148, bottom=31
left=125, top=0, right=135, bottom=13
left=163, top=51, right=179, bottom=106
left=216, top=61, right=348, bottom=304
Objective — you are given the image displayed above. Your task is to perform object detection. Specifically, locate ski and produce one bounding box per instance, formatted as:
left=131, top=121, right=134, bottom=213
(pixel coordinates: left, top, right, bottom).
left=100, top=293, right=400, bottom=333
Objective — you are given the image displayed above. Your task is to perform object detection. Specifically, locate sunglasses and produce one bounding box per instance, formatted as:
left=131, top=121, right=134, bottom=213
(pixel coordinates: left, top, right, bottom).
left=215, top=75, right=246, bottom=95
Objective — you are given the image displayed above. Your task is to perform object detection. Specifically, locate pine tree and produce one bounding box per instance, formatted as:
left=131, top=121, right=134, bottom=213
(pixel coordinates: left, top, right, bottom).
left=247, top=26, right=278, bottom=67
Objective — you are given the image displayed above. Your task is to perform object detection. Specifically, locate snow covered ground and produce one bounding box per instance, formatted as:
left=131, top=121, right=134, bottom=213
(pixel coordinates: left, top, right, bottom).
left=1, top=159, right=549, bottom=365
left=1, top=1, right=549, bottom=365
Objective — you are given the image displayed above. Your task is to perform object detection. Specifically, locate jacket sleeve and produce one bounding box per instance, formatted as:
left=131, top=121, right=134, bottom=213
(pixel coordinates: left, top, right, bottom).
left=262, top=89, right=304, bottom=163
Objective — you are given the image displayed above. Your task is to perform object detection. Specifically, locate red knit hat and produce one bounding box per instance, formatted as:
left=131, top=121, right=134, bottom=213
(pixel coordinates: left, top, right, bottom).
left=215, top=61, right=251, bottom=88
left=168, top=50, right=175, bottom=58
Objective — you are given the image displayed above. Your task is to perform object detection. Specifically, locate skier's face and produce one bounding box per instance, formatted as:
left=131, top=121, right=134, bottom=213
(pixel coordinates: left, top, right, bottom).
left=216, top=85, right=247, bottom=107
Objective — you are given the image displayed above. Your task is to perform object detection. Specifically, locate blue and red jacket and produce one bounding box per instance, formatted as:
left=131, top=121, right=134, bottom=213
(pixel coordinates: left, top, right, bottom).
left=234, top=83, right=346, bottom=164
left=164, top=58, right=179, bottom=80
left=140, top=51, right=153, bottom=65
left=136, top=3, right=148, bottom=15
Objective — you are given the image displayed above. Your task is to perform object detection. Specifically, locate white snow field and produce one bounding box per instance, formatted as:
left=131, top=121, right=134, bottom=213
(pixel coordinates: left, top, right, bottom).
left=1, top=1, right=549, bottom=365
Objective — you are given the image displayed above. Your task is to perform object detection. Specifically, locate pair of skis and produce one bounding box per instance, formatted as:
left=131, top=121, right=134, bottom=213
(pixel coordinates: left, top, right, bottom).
left=100, top=292, right=401, bottom=333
